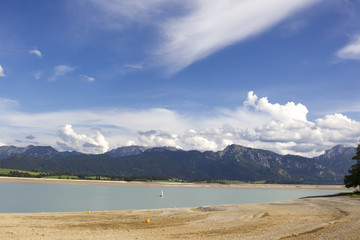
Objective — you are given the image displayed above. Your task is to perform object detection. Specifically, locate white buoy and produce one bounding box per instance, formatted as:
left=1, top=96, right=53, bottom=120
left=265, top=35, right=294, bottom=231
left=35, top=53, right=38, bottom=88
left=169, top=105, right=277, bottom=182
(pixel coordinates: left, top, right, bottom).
left=160, top=190, right=164, bottom=197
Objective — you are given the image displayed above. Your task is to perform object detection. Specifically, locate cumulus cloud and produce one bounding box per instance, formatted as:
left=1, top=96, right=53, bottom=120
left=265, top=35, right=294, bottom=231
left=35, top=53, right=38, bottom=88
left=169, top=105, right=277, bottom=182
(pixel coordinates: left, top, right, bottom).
left=49, top=65, right=75, bottom=81
left=131, top=91, right=359, bottom=156
left=57, top=124, right=109, bottom=154
left=241, top=92, right=360, bottom=155
left=182, top=129, right=219, bottom=151
left=0, top=65, right=5, bottom=77
left=136, top=128, right=221, bottom=151
left=138, top=130, right=180, bottom=148
left=337, top=35, right=360, bottom=60
left=29, top=49, right=43, bottom=57
left=316, top=113, right=360, bottom=130
left=244, top=91, right=309, bottom=122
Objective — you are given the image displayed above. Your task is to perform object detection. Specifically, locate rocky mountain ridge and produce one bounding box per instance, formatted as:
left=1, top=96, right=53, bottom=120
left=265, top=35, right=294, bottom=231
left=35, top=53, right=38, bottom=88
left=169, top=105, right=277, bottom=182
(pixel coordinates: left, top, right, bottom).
left=0, top=144, right=356, bottom=184
left=0, top=145, right=81, bottom=159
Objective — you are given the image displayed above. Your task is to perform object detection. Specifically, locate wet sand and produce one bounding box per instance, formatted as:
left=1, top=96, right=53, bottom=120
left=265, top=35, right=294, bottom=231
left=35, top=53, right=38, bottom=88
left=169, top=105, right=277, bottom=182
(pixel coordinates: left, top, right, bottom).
left=0, top=177, right=358, bottom=239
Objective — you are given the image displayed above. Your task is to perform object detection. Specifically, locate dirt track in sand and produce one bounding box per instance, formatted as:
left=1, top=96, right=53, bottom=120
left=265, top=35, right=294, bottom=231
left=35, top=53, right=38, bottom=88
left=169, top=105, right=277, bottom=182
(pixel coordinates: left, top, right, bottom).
left=0, top=195, right=359, bottom=240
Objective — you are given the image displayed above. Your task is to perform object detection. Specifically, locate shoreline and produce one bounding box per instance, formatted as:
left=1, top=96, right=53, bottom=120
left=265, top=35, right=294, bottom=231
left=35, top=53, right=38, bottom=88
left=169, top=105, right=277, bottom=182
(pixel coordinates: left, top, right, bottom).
left=0, top=195, right=358, bottom=239
left=0, top=176, right=348, bottom=190
left=1, top=176, right=358, bottom=239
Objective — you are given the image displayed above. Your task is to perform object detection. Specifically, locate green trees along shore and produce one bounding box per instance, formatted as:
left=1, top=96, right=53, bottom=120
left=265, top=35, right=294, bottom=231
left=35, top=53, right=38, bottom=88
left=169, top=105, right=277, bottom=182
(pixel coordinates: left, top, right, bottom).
left=344, top=143, right=360, bottom=192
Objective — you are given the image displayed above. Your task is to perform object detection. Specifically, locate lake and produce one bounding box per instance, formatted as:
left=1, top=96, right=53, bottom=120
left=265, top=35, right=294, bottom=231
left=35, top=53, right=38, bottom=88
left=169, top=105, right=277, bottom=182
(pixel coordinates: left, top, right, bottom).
left=0, top=182, right=347, bottom=213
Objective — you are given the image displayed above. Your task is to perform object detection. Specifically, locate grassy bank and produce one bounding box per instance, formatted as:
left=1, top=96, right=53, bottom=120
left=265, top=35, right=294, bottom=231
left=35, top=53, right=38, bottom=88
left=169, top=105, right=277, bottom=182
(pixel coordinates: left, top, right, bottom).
left=0, top=168, right=185, bottom=183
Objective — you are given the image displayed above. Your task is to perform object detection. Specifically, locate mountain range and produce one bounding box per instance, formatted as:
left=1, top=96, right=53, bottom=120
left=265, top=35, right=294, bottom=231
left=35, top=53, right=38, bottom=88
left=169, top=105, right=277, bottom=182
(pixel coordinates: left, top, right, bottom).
left=0, top=144, right=356, bottom=184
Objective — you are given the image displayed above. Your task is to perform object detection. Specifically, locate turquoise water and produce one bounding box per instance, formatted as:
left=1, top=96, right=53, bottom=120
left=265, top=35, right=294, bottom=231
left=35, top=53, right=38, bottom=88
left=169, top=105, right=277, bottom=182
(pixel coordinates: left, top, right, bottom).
left=0, top=182, right=347, bottom=213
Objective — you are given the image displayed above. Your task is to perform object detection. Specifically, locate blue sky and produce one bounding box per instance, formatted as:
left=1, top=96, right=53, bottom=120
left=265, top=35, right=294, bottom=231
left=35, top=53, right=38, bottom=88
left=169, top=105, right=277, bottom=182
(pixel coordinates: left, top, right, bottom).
left=0, top=0, right=360, bottom=156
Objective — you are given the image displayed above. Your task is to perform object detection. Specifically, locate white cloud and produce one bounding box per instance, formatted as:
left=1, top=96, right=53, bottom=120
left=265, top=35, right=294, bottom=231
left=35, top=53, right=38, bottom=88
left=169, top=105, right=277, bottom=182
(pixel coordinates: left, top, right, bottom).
left=0, top=65, right=5, bottom=77
left=244, top=91, right=309, bottom=122
left=29, top=49, right=43, bottom=57
left=84, top=0, right=320, bottom=74
left=82, top=75, right=95, bottom=82
left=34, top=71, right=42, bottom=80
left=138, top=130, right=180, bottom=148
left=57, top=124, right=109, bottom=154
left=0, top=98, right=18, bottom=110
left=337, top=35, right=360, bottom=60
left=87, top=0, right=172, bottom=26
left=155, top=0, right=321, bottom=74
left=316, top=113, right=360, bottom=130
left=49, top=65, right=75, bottom=81
left=124, top=64, right=144, bottom=70
left=54, top=65, right=75, bottom=76
left=0, top=91, right=359, bottom=157
left=182, top=133, right=218, bottom=151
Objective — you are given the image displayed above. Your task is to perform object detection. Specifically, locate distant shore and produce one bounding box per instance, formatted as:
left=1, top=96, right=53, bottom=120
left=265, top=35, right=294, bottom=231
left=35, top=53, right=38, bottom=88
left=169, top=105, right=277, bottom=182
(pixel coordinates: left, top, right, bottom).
left=0, top=176, right=348, bottom=190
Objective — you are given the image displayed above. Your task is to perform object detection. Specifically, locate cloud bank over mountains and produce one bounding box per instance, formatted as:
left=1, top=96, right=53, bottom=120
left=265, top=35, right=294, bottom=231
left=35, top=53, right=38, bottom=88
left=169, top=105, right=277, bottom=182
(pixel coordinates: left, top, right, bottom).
left=57, top=124, right=109, bottom=154
left=0, top=91, right=358, bottom=156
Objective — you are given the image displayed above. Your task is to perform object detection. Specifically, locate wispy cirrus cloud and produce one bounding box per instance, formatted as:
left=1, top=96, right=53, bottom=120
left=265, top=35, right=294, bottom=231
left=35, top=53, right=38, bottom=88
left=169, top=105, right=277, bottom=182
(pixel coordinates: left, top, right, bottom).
left=29, top=49, right=43, bottom=57
left=81, top=75, right=95, bottom=82
left=34, top=71, right=42, bottom=80
left=0, top=97, right=18, bottom=109
left=0, top=65, right=5, bottom=77
left=54, top=65, right=75, bottom=76
left=156, top=0, right=321, bottom=74
left=83, top=0, right=321, bottom=74
left=87, top=0, right=178, bottom=30
left=49, top=65, right=75, bottom=81
left=336, top=34, right=360, bottom=60
left=124, top=64, right=144, bottom=70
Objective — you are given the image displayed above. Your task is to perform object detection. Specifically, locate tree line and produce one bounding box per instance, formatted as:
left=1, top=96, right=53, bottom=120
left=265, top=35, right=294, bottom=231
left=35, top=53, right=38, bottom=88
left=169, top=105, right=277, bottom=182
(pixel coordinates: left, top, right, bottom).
left=344, top=143, right=360, bottom=192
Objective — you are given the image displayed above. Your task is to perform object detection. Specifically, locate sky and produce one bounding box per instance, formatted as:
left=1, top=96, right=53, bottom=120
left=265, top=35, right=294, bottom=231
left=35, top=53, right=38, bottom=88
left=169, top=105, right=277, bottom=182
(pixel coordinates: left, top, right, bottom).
left=0, top=0, right=360, bottom=157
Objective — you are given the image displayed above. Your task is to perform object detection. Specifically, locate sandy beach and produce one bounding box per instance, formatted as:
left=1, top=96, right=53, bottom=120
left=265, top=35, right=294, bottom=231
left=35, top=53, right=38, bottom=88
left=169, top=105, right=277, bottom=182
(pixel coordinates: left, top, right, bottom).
left=0, top=177, right=358, bottom=239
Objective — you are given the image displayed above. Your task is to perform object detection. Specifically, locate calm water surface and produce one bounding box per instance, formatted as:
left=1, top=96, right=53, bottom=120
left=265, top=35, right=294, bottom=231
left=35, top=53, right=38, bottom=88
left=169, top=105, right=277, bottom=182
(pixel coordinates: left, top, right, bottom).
left=0, top=182, right=347, bottom=213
